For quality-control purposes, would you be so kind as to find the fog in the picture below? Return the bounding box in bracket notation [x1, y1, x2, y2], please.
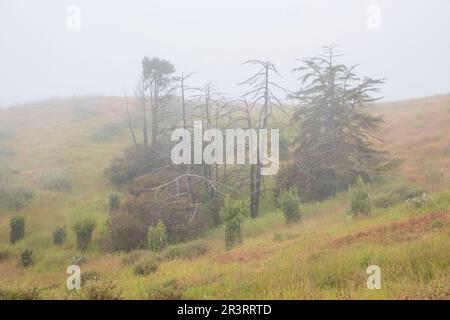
[1, 0, 449, 107]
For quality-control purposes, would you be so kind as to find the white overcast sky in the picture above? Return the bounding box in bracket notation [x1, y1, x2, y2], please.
[1, 0, 449, 107]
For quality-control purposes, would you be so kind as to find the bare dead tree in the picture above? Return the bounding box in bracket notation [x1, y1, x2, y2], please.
[123, 86, 137, 146]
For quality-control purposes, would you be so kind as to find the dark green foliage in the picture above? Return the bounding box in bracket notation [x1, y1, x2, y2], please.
[0, 187, 34, 210]
[164, 242, 209, 260]
[106, 212, 147, 251]
[351, 176, 371, 216]
[10, 216, 25, 244]
[222, 198, 247, 249]
[72, 219, 96, 251]
[108, 193, 121, 212]
[279, 187, 301, 224]
[20, 249, 33, 267]
[144, 279, 184, 300]
[52, 226, 67, 245]
[0, 286, 41, 300]
[134, 259, 158, 276]
[40, 173, 73, 192]
[286, 46, 390, 202]
[148, 220, 168, 252]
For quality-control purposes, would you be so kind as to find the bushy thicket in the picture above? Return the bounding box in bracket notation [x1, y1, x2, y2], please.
[10, 216, 25, 244]
[164, 241, 209, 260]
[83, 280, 122, 300]
[148, 220, 168, 252]
[0, 286, 41, 300]
[144, 279, 184, 300]
[72, 218, 96, 251]
[108, 193, 121, 212]
[351, 176, 371, 216]
[105, 211, 147, 251]
[372, 185, 425, 208]
[134, 259, 158, 276]
[279, 187, 301, 224]
[222, 197, 247, 249]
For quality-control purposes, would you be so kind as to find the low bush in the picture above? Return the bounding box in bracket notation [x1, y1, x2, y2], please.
[148, 220, 168, 252]
[53, 227, 67, 245]
[84, 280, 122, 300]
[105, 212, 147, 252]
[90, 123, 124, 142]
[0, 286, 41, 300]
[40, 173, 73, 192]
[351, 176, 371, 216]
[164, 242, 209, 260]
[10, 216, 25, 244]
[0, 188, 34, 210]
[144, 279, 184, 300]
[81, 271, 102, 286]
[108, 193, 121, 212]
[134, 259, 158, 276]
[373, 185, 425, 209]
[72, 218, 96, 251]
[222, 197, 247, 250]
[279, 187, 301, 224]
[20, 248, 34, 267]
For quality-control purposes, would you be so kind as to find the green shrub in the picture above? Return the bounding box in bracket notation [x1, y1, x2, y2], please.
[10, 216, 25, 244]
[72, 219, 96, 251]
[148, 220, 168, 252]
[279, 187, 301, 224]
[164, 242, 209, 260]
[351, 176, 371, 216]
[108, 193, 121, 212]
[40, 173, 73, 192]
[84, 280, 122, 300]
[0, 188, 34, 210]
[144, 279, 184, 300]
[0, 286, 41, 300]
[431, 219, 444, 229]
[20, 248, 33, 267]
[134, 259, 158, 276]
[221, 197, 246, 249]
[53, 226, 67, 245]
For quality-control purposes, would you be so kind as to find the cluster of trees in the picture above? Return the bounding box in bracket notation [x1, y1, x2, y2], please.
[104, 46, 391, 251]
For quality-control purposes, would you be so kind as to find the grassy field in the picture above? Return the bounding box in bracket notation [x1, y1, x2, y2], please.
[0, 95, 449, 299]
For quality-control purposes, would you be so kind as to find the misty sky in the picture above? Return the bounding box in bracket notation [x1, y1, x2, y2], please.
[1, 0, 450, 107]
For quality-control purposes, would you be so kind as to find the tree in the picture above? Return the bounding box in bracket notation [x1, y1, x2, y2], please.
[287, 45, 389, 201]
[240, 60, 287, 218]
[10, 216, 25, 244]
[142, 57, 175, 146]
[221, 197, 247, 249]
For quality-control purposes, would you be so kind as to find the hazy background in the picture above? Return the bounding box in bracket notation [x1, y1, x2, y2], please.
[1, 0, 449, 107]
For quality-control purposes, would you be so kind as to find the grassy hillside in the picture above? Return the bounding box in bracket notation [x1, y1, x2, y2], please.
[0, 95, 449, 299]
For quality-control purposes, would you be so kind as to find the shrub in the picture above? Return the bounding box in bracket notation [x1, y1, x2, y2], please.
[81, 271, 102, 286]
[40, 173, 73, 192]
[72, 219, 96, 251]
[108, 193, 121, 212]
[90, 123, 124, 142]
[431, 219, 444, 229]
[144, 279, 184, 300]
[71, 255, 86, 265]
[0, 188, 34, 210]
[134, 259, 158, 276]
[148, 220, 168, 252]
[53, 226, 67, 245]
[221, 197, 246, 249]
[10, 216, 25, 244]
[106, 212, 147, 251]
[351, 176, 371, 216]
[0, 250, 11, 262]
[373, 185, 425, 209]
[84, 280, 122, 300]
[20, 249, 33, 267]
[164, 242, 209, 260]
[279, 187, 301, 224]
[0, 286, 41, 300]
